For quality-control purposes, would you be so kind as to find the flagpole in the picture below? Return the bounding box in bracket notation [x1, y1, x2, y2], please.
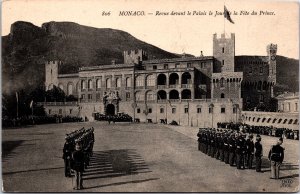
[224, 2, 225, 35]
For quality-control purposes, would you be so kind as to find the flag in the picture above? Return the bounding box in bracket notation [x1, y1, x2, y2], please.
[224, 6, 234, 24]
[29, 100, 34, 108]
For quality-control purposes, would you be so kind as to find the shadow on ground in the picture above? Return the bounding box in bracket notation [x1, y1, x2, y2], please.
[83, 149, 152, 181]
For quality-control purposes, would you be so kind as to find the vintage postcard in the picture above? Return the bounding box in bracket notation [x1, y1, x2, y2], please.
[2, 0, 299, 192]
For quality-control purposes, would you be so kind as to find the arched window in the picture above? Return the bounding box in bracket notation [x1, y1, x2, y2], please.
[288, 119, 293, 124]
[272, 118, 277, 123]
[169, 73, 179, 85]
[96, 79, 101, 89]
[126, 77, 131, 87]
[135, 75, 144, 87]
[267, 118, 272, 123]
[106, 78, 111, 88]
[294, 119, 298, 124]
[181, 89, 191, 99]
[81, 80, 86, 90]
[116, 78, 121, 88]
[262, 118, 266, 123]
[88, 79, 93, 89]
[58, 83, 63, 90]
[221, 93, 225, 98]
[157, 74, 166, 85]
[283, 119, 288, 124]
[135, 91, 144, 101]
[67, 83, 73, 95]
[169, 90, 179, 99]
[146, 91, 155, 101]
[182, 72, 191, 84]
[257, 81, 262, 91]
[157, 90, 167, 100]
[146, 74, 155, 86]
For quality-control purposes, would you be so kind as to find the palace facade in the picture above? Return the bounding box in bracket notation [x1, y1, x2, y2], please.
[42, 33, 277, 127]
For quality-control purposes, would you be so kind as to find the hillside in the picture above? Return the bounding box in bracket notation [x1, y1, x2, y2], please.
[2, 21, 299, 96]
[2, 21, 178, 94]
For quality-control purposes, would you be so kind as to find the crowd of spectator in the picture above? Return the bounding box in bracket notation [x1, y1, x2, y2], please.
[94, 113, 133, 123]
[2, 115, 83, 128]
[217, 122, 299, 140]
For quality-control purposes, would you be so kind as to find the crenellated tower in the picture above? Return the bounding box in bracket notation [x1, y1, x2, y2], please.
[45, 60, 60, 90]
[123, 49, 148, 65]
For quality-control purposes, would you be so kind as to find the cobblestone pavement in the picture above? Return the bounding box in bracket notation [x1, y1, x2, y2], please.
[2, 122, 299, 192]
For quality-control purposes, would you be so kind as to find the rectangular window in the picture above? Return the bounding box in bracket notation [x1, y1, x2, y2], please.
[175, 63, 180, 68]
[148, 108, 152, 113]
[153, 65, 157, 70]
[126, 92, 130, 99]
[88, 94, 92, 99]
[137, 108, 140, 113]
[48, 109, 51, 115]
[81, 94, 85, 99]
[222, 47, 224, 53]
[164, 64, 168, 69]
[187, 63, 192, 68]
[249, 66, 253, 73]
[222, 60, 224, 66]
[172, 108, 176, 114]
[200, 62, 205, 68]
[59, 109, 62, 115]
[259, 94, 264, 102]
[197, 108, 201, 113]
[160, 108, 164, 113]
[233, 108, 237, 114]
[221, 108, 226, 113]
[288, 103, 291, 111]
[260, 67, 263, 73]
[69, 109, 72, 114]
[209, 107, 213, 113]
[184, 108, 189, 113]
[295, 103, 298, 111]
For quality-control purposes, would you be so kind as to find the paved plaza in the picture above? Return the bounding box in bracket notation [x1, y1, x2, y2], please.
[2, 122, 299, 192]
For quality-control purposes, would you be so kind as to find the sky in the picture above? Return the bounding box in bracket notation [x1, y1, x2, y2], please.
[2, 0, 299, 59]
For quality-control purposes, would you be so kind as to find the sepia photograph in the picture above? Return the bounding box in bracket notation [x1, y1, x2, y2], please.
[1, 0, 299, 192]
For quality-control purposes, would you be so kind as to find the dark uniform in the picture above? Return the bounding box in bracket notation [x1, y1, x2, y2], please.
[228, 134, 236, 166]
[235, 135, 244, 169]
[63, 138, 74, 177]
[246, 135, 254, 169]
[254, 135, 263, 172]
[268, 138, 284, 179]
[223, 134, 229, 164]
[197, 130, 202, 151]
[72, 143, 85, 190]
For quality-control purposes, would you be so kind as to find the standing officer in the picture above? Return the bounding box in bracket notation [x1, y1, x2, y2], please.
[63, 136, 74, 177]
[72, 142, 85, 190]
[223, 133, 229, 164]
[235, 133, 243, 169]
[246, 134, 255, 169]
[228, 133, 236, 166]
[254, 135, 263, 172]
[197, 129, 202, 151]
[268, 137, 284, 179]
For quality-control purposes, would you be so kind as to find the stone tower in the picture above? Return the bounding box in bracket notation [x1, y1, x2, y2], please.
[45, 61, 60, 90]
[213, 33, 235, 73]
[267, 43, 277, 84]
[123, 49, 148, 65]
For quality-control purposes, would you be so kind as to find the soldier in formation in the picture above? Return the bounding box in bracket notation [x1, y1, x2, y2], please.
[62, 127, 95, 190]
[197, 128, 263, 171]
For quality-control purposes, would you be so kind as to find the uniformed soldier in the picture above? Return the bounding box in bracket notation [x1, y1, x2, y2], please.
[254, 135, 263, 172]
[223, 132, 229, 164]
[72, 142, 85, 190]
[63, 136, 74, 177]
[197, 129, 202, 151]
[203, 130, 208, 154]
[207, 131, 212, 156]
[268, 137, 284, 179]
[228, 133, 236, 166]
[235, 133, 243, 169]
[246, 134, 254, 169]
[210, 131, 216, 158]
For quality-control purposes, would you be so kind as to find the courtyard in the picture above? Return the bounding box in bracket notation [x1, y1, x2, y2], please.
[2, 122, 299, 192]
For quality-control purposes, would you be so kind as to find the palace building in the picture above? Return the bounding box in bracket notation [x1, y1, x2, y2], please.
[42, 33, 277, 127]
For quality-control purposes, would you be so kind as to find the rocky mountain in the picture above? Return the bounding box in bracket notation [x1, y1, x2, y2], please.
[2, 21, 178, 94]
[2, 21, 299, 96]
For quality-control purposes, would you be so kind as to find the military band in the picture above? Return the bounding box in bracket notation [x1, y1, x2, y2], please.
[197, 128, 262, 171]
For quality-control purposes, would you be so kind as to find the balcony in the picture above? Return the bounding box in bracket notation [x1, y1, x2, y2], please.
[157, 85, 166, 89]
[157, 99, 167, 103]
[181, 84, 192, 88]
[37, 101, 78, 106]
